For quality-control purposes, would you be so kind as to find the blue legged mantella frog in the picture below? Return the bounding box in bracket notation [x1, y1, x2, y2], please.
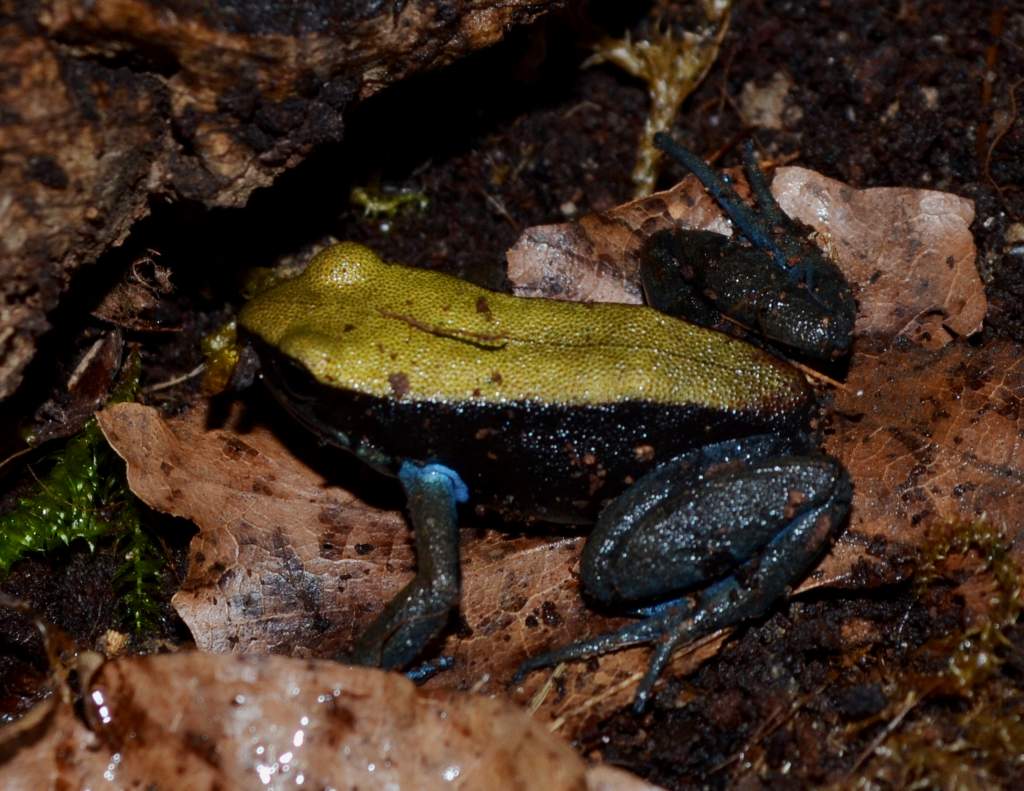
[235, 135, 854, 711]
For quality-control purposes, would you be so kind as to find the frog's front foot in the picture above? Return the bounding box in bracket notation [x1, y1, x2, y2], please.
[514, 437, 852, 712]
[347, 462, 467, 669]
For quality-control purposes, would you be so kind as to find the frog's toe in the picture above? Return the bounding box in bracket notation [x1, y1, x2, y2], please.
[404, 655, 454, 683]
[787, 258, 818, 289]
[513, 600, 701, 712]
[513, 615, 671, 686]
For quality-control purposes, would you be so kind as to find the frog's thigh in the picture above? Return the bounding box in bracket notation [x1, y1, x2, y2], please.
[641, 228, 728, 326]
[582, 452, 845, 607]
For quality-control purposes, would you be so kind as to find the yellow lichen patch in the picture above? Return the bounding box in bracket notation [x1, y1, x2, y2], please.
[239, 243, 808, 413]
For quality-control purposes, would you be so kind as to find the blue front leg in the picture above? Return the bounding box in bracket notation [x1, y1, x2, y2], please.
[349, 462, 468, 669]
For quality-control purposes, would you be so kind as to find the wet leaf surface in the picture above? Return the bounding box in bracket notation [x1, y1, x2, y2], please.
[0, 652, 661, 790]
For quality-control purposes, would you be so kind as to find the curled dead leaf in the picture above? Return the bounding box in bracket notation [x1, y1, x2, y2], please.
[92, 253, 177, 332]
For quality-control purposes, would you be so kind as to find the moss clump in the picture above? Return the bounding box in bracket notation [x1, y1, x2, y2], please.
[350, 184, 429, 219]
[201, 320, 240, 395]
[0, 361, 164, 634]
[846, 520, 1024, 789]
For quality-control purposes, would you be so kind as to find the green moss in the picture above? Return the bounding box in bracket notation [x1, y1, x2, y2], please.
[847, 520, 1024, 788]
[0, 420, 122, 572]
[0, 359, 165, 633]
[350, 184, 429, 219]
[114, 518, 165, 635]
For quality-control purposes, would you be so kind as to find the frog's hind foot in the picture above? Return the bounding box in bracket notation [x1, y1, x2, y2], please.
[405, 655, 455, 683]
[651, 132, 857, 360]
[514, 456, 852, 712]
[513, 571, 791, 713]
[653, 132, 790, 274]
[512, 598, 694, 713]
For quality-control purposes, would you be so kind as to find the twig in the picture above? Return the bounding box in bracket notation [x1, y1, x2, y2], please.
[143, 362, 206, 393]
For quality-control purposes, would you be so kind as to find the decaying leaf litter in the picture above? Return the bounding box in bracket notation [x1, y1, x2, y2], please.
[4, 3, 1024, 786]
[0, 651, 661, 791]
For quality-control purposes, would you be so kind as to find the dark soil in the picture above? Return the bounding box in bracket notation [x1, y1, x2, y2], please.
[3, 0, 1023, 787]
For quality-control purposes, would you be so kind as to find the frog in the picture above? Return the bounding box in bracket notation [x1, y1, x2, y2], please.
[235, 135, 854, 711]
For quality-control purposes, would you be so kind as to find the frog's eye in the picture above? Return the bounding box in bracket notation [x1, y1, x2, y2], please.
[268, 353, 320, 406]
[304, 242, 382, 290]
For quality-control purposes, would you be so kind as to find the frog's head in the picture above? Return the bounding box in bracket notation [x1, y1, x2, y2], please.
[235, 242, 387, 381]
[238, 242, 379, 345]
[297, 242, 381, 289]
[209, 243, 384, 396]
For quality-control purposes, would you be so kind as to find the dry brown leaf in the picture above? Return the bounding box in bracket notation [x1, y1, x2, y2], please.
[99, 403, 717, 734]
[28, 330, 123, 444]
[507, 166, 985, 349]
[809, 340, 1024, 589]
[0, 651, 660, 790]
[97, 402, 409, 658]
[507, 173, 733, 304]
[772, 168, 985, 346]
